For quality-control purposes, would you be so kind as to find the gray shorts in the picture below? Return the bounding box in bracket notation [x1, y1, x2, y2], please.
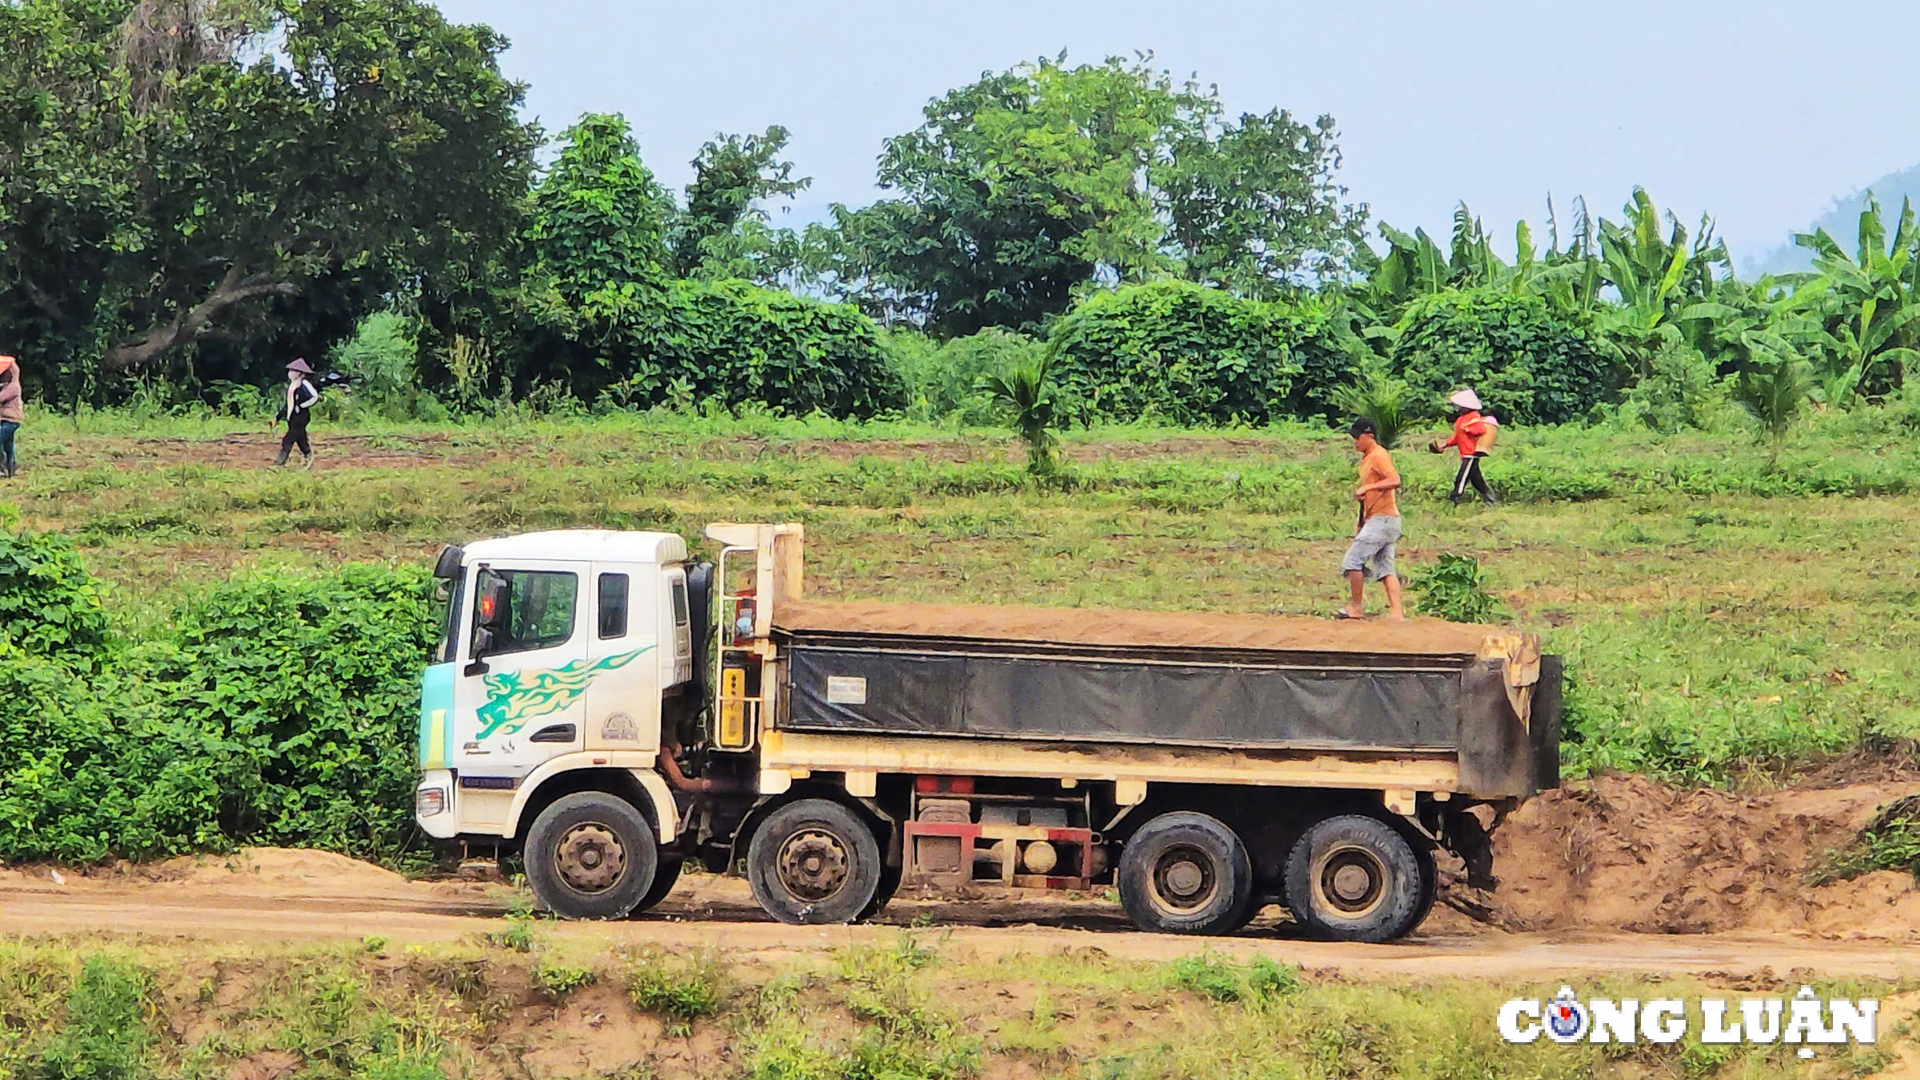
[1341, 515, 1401, 582]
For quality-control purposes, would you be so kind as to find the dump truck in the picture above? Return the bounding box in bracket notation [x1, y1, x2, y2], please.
[415, 522, 1561, 942]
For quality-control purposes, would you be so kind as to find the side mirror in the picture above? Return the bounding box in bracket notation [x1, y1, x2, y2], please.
[433, 545, 465, 580]
[465, 627, 494, 677]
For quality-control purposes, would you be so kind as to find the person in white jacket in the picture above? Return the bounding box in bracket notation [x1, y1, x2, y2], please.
[274, 358, 322, 467]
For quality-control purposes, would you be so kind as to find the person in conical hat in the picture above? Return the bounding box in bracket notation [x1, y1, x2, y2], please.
[0, 355, 21, 480]
[1429, 387, 1496, 506]
[274, 358, 322, 468]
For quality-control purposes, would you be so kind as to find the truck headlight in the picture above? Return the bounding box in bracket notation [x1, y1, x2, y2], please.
[416, 787, 448, 818]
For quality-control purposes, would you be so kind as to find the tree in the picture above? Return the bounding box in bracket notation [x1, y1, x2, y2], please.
[528, 114, 676, 295]
[672, 125, 811, 281]
[0, 0, 539, 401]
[1157, 109, 1367, 298]
[804, 53, 1362, 336]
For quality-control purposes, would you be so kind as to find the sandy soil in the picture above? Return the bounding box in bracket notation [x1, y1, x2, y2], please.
[1454, 774, 1920, 938]
[776, 599, 1500, 655]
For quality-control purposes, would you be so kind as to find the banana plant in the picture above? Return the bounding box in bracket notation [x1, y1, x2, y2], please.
[1363, 201, 1593, 333]
[1775, 194, 1920, 399]
[1595, 189, 1732, 372]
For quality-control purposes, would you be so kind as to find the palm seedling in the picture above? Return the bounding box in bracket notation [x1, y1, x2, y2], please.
[977, 358, 1060, 474]
[1328, 363, 1422, 449]
[1732, 351, 1814, 464]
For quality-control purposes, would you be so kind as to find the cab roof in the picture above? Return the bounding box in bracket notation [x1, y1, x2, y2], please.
[458, 530, 688, 566]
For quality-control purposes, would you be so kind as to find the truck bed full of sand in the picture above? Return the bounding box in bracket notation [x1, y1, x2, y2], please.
[775, 600, 1501, 657]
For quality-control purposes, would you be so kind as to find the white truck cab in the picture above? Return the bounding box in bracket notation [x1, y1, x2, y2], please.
[415, 530, 703, 899]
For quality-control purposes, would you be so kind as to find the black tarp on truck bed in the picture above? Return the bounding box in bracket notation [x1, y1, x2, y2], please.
[770, 603, 1559, 793]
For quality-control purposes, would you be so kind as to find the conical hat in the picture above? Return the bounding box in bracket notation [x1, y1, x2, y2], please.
[286, 358, 313, 374]
[1447, 388, 1482, 411]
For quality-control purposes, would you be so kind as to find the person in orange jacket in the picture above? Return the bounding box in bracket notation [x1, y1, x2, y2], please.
[0, 355, 21, 480]
[1429, 388, 1497, 506]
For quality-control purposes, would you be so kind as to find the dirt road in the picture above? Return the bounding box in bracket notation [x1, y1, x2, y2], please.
[4, 850, 1916, 983]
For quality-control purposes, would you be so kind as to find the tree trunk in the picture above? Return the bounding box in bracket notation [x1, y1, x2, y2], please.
[100, 266, 297, 373]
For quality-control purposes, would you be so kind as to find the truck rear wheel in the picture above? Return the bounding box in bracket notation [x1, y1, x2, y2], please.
[1116, 812, 1253, 935]
[1283, 814, 1424, 942]
[747, 799, 882, 925]
[523, 792, 659, 920]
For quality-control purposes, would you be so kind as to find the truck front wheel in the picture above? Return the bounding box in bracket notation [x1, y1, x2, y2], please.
[746, 799, 882, 925]
[628, 855, 684, 916]
[523, 792, 659, 920]
[1283, 814, 1425, 942]
[1116, 812, 1254, 935]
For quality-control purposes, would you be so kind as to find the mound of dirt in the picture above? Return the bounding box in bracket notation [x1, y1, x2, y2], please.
[1, 848, 416, 895]
[156, 848, 414, 892]
[1455, 775, 1920, 938]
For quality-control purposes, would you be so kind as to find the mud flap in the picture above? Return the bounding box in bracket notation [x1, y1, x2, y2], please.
[1531, 656, 1564, 792]
[1456, 660, 1532, 796]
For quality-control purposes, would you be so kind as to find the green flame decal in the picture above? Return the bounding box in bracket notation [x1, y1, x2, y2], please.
[475, 647, 653, 741]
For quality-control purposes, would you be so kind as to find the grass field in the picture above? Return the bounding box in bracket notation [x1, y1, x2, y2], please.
[0, 931, 1906, 1080]
[4, 406, 1919, 786]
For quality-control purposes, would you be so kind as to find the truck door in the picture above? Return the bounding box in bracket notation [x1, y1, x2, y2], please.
[584, 565, 663, 752]
[450, 562, 592, 800]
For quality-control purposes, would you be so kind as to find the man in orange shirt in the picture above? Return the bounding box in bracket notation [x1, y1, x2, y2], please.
[1336, 418, 1405, 621]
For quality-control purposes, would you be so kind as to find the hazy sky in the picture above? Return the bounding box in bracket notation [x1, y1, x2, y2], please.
[435, 0, 1920, 263]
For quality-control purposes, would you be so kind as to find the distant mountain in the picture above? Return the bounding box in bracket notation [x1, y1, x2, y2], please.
[1742, 163, 1920, 278]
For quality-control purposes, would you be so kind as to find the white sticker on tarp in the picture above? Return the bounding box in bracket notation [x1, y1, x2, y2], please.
[826, 676, 868, 705]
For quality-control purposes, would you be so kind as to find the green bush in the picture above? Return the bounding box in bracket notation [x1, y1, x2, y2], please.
[0, 529, 111, 669]
[326, 311, 450, 423]
[0, 645, 148, 861]
[1410, 554, 1509, 624]
[1619, 340, 1726, 433]
[887, 328, 1043, 424]
[0, 547, 436, 865]
[136, 564, 437, 857]
[577, 279, 905, 418]
[1045, 281, 1351, 425]
[1391, 288, 1619, 425]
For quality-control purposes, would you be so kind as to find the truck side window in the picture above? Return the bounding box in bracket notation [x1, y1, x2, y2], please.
[474, 570, 578, 656]
[598, 573, 629, 639]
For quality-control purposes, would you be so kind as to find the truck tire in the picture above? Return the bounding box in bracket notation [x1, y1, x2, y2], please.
[1283, 814, 1424, 943]
[1116, 812, 1254, 935]
[861, 859, 903, 920]
[628, 855, 684, 916]
[1410, 846, 1438, 932]
[523, 792, 659, 920]
[747, 799, 882, 925]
